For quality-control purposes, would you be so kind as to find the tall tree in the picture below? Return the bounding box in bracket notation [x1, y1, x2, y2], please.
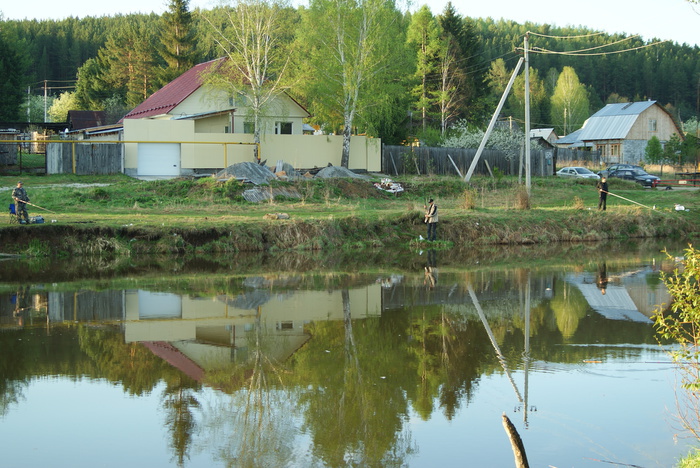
[299, 0, 404, 167]
[0, 25, 28, 120]
[406, 6, 441, 132]
[158, 0, 199, 86]
[47, 91, 78, 122]
[202, 0, 294, 155]
[510, 67, 549, 128]
[550, 66, 590, 135]
[438, 3, 488, 124]
[98, 19, 161, 109]
[436, 37, 466, 134]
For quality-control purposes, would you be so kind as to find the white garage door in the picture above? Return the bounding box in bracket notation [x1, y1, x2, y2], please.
[138, 290, 182, 319]
[137, 143, 181, 176]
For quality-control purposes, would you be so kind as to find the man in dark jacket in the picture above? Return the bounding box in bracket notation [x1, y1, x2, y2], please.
[424, 199, 438, 241]
[11, 181, 30, 224]
[596, 177, 608, 211]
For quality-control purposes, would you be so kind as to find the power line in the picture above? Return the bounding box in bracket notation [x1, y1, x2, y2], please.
[522, 40, 668, 57]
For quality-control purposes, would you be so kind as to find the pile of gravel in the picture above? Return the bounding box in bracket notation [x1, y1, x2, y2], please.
[216, 162, 278, 185]
[314, 165, 370, 180]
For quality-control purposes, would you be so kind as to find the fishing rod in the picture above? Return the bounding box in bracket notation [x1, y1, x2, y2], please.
[602, 190, 656, 211]
[15, 199, 56, 213]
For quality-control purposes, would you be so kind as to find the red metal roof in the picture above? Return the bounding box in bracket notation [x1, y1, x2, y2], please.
[141, 341, 205, 381]
[122, 58, 225, 121]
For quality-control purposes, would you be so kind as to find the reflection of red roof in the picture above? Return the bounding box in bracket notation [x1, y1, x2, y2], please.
[142, 341, 205, 381]
[122, 58, 225, 121]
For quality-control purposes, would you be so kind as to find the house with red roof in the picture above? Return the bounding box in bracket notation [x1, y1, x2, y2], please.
[121, 58, 310, 136]
[75, 58, 381, 178]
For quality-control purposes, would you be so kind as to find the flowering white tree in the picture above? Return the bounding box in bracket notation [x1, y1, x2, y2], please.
[442, 119, 531, 160]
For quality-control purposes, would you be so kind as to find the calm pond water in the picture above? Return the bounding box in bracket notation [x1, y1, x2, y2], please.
[0, 240, 696, 467]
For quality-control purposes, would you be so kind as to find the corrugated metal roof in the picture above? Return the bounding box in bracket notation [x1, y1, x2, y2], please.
[122, 58, 225, 121]
[578, 101, 656, 141]
[555, 128, 583, 145]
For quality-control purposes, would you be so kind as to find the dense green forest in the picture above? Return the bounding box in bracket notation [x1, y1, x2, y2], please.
[0, 0, 698, 144]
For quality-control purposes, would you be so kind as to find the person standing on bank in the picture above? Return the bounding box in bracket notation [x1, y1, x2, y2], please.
[11, 181, 30, 224]
[596, 176, 608, 211]
[424, 198, 438, 241]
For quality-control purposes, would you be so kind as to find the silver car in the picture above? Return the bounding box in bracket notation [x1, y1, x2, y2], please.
[556, 166, 601, 179]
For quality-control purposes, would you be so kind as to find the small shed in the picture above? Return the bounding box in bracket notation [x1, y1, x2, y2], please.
[0, 129, 20, 165]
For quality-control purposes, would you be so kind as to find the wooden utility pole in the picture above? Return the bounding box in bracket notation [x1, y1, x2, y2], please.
[464, 57, 524, 182]
[524, 33, 531, 195]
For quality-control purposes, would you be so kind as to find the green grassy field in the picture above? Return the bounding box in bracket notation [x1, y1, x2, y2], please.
[1, 172, 697, 227]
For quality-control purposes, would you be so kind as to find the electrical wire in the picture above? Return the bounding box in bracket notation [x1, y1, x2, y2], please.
[526, 31, 606, 40]
[523, 40, 668, 57]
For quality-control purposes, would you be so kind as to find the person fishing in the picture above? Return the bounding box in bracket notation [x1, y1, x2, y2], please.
[596, 177, 608, 211]
[424, 198, 438, 241]
[11, 181, 30, 224]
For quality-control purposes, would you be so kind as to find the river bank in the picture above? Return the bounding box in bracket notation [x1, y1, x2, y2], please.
[0, 206, 695, 257]
[1, 174, 698, 256]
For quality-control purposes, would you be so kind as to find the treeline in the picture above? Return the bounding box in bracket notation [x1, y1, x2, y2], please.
[0, 1, 698, 144]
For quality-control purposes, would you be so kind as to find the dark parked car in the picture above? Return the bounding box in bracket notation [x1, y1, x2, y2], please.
[607, 168, 660, 187]
[598, 164, 643, 178]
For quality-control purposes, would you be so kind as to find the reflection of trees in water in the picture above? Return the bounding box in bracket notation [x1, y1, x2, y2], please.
[550, 281, 589, 339]
[287, 290, 414, 467]
[77, 326, 201, 464]
[197, 312, 301, 467]
[163, 380, 200, 467]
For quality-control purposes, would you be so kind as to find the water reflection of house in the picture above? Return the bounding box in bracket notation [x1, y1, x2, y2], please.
[566, 267, 671, 322]
[124, 286, 381, 372]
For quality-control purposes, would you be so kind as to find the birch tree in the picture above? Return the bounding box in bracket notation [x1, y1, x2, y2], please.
[300, 0, 403, 168]
[202, 0, 294, 156]
[436, 34, 466, 134]
[551, 66, 590, 136]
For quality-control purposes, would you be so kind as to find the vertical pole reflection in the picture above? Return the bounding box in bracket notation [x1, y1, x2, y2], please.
[467, 285, 524, 405]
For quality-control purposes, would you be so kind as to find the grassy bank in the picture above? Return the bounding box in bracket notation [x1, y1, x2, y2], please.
[0, 173, 698, 256]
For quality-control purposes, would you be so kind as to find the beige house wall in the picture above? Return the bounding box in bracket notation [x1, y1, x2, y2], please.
[123, 118, 381, 173]
[123, 286, 381, 343]
[628, 106, 681, 142]
[171, 87, 307, 135]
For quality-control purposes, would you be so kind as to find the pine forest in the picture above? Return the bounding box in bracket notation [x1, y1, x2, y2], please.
[0, 0, 698, 145]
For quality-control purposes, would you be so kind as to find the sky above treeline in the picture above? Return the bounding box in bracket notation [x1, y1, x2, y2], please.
[1, 0, 698, 47]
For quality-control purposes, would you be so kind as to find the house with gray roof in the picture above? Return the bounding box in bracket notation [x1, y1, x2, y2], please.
[556, 101, 682, 165]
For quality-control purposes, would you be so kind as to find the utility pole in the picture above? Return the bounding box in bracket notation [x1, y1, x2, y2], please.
[43, 80, 48, 123]
[524, 33, 531, 195]
[464, 57, 524, 182]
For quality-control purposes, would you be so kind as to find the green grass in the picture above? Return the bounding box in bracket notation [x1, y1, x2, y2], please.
[1, 173, 698, 231]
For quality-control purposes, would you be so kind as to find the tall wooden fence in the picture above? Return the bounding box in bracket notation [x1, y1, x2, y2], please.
[47, 142, 123, 175]
[382, 145, 601, 177]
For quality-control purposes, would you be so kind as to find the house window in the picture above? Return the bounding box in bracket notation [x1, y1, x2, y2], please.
[648, 119, 657, 132]
[243, 122, 255, 134]
[276, 122, 292, 134]
[610, 144, 620, 157]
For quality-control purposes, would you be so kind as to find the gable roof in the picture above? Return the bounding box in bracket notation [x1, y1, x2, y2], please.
[122, 58, 224, 121]
[578, 101, 657, 141]
[530, 128, 556, 139]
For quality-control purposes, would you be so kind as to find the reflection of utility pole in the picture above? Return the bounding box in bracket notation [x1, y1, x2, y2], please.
[468, 285, 524, 404]
[522, 272, 531, 427]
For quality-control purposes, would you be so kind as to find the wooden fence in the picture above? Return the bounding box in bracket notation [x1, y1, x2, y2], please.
[382, 145, 601, 177]
[47, 142, 122, 175]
